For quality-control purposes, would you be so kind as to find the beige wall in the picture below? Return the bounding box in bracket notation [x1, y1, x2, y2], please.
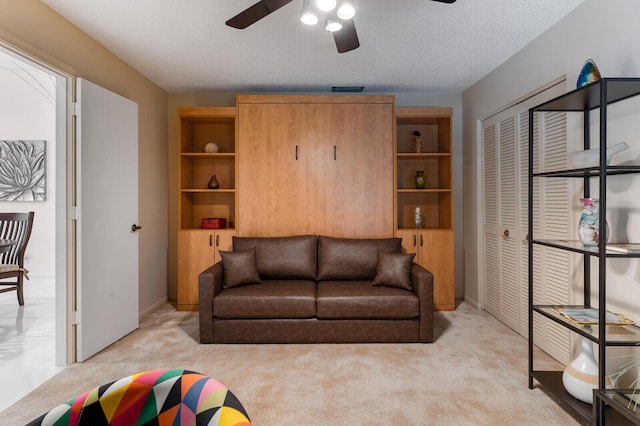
[462, 0, 640, 315]
[0, 0, 169, 315]
[167, 91, 463, 302]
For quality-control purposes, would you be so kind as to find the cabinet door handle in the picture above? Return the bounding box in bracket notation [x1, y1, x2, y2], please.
[334, 145, 337, 160]
[295, 145, 298, 160]
[503, 229, 510, 241]
[216, 234, 219, 247]
[413, 235, 416, 247]
[420, 234, 424, 247]
[209, 235, 213, 247]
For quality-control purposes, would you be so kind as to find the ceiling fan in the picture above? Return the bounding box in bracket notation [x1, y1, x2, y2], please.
[226, 0, 457, 54]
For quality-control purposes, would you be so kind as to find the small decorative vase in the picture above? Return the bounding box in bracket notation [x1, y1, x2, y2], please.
[414, 171, 426, 189]
[562, 335, 610, 404]
[413, 130, 423, 153]
[578, 198, 609, 245]
[204, 142, 219, 153]
[207, 175, 220, 189]
[414, 207, 423, 229]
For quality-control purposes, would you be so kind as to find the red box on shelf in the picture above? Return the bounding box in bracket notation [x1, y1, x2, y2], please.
[201, 218, 226, 229]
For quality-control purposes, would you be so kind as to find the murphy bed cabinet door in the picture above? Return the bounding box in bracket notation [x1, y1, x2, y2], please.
[238, 102, 314, 236]
[238, 97, 394, 238]
[321, 102, 394, 237]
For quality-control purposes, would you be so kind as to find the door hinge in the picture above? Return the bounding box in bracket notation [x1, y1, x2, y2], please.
[72, 310, 81, 325]
[72, 101, 80, 117]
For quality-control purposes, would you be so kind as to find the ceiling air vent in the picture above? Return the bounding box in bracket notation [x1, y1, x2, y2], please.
[331, 86, 364, 92]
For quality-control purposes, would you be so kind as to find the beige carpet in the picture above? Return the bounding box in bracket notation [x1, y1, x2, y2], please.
[2, 302, 580, 425]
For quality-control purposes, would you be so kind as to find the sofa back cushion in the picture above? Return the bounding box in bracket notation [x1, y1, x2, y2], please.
[233, 235, 317, 280]
[317, 236, 402, 281]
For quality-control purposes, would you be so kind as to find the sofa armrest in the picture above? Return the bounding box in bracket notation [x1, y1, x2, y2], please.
[198, 262, 224, 343]
[411, 263, 434, 343]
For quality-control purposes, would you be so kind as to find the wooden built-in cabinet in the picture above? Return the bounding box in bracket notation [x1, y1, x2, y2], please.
[395, 107, 454, 310]
[177, 107, 237, 311]
[237, 95, 395, 238]
[176, 100, 456, 312]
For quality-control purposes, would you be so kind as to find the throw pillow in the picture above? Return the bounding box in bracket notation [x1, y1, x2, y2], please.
[220, 248, 261, 288]
[372, 251, 416, 290]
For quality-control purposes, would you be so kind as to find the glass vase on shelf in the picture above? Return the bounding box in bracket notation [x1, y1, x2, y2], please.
[578, 198, 609, 245]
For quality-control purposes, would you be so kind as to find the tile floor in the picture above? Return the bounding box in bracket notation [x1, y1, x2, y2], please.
[0, 276, 65, 412]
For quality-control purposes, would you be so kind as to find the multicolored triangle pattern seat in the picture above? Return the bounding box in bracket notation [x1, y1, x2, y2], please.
[26, 369, 251, 426]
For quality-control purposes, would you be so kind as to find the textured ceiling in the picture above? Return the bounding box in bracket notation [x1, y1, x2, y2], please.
[40, 0, 585, 93]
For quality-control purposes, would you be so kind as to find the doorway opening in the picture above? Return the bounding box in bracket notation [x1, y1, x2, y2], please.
[0, 43, 69, 411]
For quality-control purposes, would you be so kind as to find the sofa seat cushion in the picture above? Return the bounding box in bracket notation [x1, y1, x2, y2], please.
[316, 281, 419, 320]
[214, 280, 316, 319]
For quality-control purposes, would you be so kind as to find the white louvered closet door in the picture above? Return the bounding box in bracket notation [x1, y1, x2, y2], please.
[482, 108, 520, 331]
[482, 82, 570, 364]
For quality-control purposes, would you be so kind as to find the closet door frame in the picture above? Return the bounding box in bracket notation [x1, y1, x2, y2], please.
[478, 79, 574, 364]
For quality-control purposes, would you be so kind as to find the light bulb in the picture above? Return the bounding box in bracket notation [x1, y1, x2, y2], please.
[300, 0, 319, 25]
[317, 0, 337, 12]
[300, 12, 318, 25]
[325, 19, 342, 32]
[337, 1, 355, 20]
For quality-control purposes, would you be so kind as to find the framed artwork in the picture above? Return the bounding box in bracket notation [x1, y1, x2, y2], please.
[0, 140, 46, 201]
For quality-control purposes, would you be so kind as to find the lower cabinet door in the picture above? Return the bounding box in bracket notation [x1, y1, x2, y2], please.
[396, 229, 454, 311]
[213, 229, 234, 262]
[178, 229, 235, 311]
[419, 230, 454, 311]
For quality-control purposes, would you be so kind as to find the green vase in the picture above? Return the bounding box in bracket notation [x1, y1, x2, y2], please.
[414, 171, 426, 189]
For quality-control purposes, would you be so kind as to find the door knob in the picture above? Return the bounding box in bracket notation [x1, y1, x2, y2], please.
[502, 229, 510, 240]
[523, 233, 529, 245]
[131, 224, 142, 232]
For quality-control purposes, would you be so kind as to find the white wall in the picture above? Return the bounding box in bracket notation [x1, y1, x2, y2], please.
[0, 48, 55, 276]
[463, 0, 640, 319]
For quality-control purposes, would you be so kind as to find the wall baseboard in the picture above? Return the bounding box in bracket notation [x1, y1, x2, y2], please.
[140, 297, 168, 319]
[462, 296, 480, 310]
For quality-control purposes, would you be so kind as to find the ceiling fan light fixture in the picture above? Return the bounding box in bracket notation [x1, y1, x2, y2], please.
[317, 0, 337, 12]
[336, 0, 355, 20]
[325, 19, 342, 32]
[300, 0, 319, 25]
[300, 12, 318, 25]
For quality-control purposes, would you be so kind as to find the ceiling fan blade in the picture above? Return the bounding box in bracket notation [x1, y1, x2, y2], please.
[333, 20, 360, 53]
[226, 0, 295, 29]
[431, 0, 457, 3]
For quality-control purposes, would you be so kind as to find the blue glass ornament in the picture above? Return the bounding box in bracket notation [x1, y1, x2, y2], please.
[577, 59, 602, 88]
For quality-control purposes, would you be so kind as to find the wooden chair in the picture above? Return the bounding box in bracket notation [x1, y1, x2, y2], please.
[0, 212, 34, 306]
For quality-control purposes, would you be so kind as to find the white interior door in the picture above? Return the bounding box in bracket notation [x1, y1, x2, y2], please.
[75, 78, 139, 362]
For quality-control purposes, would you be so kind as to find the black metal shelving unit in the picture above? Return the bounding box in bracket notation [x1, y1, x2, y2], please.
[528, 78, 640, 425]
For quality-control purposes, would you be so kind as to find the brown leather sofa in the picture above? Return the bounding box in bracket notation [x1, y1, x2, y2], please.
[199, 235, 434, 344]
